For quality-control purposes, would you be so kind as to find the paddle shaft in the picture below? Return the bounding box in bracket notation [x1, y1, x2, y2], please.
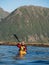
[13, 34, 20, 42]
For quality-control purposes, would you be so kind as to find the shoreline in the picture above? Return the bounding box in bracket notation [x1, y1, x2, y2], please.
[0, 41, 49, 47]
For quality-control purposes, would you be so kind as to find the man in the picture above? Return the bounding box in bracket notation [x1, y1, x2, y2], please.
[17, 41, 27, 57]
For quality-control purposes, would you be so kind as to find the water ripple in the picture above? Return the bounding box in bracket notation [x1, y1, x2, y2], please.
[0, 46, 49, 65]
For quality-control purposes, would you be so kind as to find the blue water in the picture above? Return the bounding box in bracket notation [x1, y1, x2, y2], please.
[0, 46, 49, 65]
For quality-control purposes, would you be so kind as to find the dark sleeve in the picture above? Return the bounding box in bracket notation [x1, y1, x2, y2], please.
[24, 45, 27, 51]
[17, 43, 21, 48]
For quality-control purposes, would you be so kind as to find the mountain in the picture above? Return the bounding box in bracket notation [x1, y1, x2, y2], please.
[0, 5, 49, 42]
[0, 8, 9, 21]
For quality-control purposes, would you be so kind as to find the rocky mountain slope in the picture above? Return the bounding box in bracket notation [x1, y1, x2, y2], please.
[0, 8, 9, 21]
[0, 6, 49, 42]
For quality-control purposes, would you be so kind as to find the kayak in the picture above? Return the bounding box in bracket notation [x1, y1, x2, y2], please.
[19, 50, 26, 57]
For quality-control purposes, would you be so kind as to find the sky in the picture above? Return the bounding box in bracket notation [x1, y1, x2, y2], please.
[0, 0, 49, 12]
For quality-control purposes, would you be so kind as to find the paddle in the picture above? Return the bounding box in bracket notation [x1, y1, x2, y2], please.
[13, 34, 20, 42]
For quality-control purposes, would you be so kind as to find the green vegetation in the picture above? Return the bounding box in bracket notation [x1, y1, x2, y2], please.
[0, 6, 49, 42]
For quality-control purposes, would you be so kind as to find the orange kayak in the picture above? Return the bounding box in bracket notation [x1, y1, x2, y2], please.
[19, 50, 26, 57]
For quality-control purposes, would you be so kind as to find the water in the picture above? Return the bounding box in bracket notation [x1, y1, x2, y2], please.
[0, 46, 49, 65]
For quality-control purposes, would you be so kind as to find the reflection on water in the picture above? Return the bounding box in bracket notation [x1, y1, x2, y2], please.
[0, 45, 49, 65]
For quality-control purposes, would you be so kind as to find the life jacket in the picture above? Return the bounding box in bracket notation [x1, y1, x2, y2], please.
[20, 46, 25, 51]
